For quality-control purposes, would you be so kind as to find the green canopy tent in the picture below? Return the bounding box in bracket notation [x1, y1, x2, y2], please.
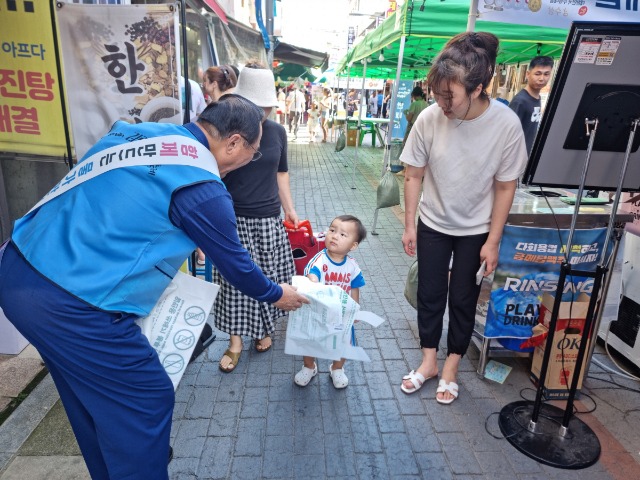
[336, 0, 570, 232]
[336, 0, 568, 79]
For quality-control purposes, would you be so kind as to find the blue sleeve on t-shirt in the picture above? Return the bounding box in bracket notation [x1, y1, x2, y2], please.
[308, 265, 321, 279]
[351, 272, 365, 289]
[169, 181, 282, 303]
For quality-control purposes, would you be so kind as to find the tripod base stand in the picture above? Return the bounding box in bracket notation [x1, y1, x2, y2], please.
[499, 400, 600, 469]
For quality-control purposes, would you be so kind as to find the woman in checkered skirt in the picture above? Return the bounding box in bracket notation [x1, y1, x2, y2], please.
[212, 63, 298, 372]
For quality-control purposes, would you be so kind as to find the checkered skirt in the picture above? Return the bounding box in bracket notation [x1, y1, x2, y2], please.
[212, 216, 295, 338]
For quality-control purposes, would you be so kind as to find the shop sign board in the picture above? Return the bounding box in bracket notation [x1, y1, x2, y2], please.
[391, 80, 412, 139]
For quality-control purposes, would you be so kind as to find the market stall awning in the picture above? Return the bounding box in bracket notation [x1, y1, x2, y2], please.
[336, 0, 568, 79]
[203, 0, 228, 25]
[274, 41, 329, 71]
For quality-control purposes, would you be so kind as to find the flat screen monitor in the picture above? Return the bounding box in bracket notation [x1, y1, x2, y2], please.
[523, 22, 640, 192]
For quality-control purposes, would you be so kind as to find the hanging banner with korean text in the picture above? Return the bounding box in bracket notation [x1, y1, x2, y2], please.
[482, 224, 608, 351]
[478, 0, 637, 30]
[391, 80, 412, 139]
[0, 1, 67, 156]
[57, 3, 181, 160]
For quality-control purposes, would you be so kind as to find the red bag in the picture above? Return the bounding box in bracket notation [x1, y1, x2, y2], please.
[283, 220, 325, 275]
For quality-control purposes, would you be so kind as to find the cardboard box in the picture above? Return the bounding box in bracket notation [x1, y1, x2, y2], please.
[539, 292, 590, 332]
[347, 129, 357, 147]
[530, 293, 591, 399]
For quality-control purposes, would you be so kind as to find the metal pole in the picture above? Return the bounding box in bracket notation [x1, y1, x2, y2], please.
[371, 35, 405, 233]
[565, 118, 599, 256]
[51, 0, 74, 168]
[383, 35, 406, 174]
[467, 0, 479, 32]
[350, 58, 367, 189]
[179, 0, 191, 125]
[266, 0, 275, 69]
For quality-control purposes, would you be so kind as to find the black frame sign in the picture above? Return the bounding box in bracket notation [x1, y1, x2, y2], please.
[523, 22, 640, 192]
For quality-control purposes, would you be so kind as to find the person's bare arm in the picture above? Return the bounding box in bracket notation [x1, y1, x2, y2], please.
[402, 165, 425, 257]
[479, 179, 517, 275]
[277, 172, 299, 227]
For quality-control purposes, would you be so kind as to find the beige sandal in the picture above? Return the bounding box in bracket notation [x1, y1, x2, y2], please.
[219, 349, 242, 373]
[254, 336, 272, 353]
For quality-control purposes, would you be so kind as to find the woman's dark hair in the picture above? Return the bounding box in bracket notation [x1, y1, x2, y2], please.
[427, 32, 499, 101]
[204, 65, 237, 92]
[334, 215, 367, 243]
[244, 59, 266, 69]
[411, 86, 426, 100]
[197, 94, 263, 144]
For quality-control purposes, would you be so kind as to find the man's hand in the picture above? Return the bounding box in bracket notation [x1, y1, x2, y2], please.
[273, 284, 310, 311]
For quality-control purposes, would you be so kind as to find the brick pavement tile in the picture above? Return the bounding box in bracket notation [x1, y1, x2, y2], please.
[362, 349, 387, 373]
[403, 415, 441, 453]
[235, 417, 265, 456]
[354, 452, 390, 479]
[292, 454, 326, 479]
[321, 398, 351, 435]
[503, 447, 545, 474]
[271, 351, 295, 374]
[294, 417, 324, 455]
[172, 400, 187, 423]
[438, 432, 483, 475]
[382, 432, 421, 476]
[194, 360, 221, 388]
[350, 415, 383, 454]
[197, 436, 233, 480]
[324, 433, 357, 478]
[208, 401, 239, 437]
[344, 361, 367, 387]
[266, 401, 294, 433]
[215, 373, 246, 402]
[229, 456, 263, 480]
[474, 449, 517, 475]
[262, 441, 294, 478]
[173, 418, 207, 458]
[540, 463, 613, 480]
[366, 371, 396, 399]
[293, 379, 322, 402]
[346, 386, 374, 416]
[378, 338, 404, 360]
[167, 457, 198, 478]
[373, 399, 405, 434]
[184, 386, 215, 419]
[393, 387, 427, 415]
[423, 397, 463, 433]
[240, 386, 268, 418]
[459, 412, 507, 453]
[414, 452, 453, 479]
[269, 372, 295, 402]
[245, 370, 271, 388]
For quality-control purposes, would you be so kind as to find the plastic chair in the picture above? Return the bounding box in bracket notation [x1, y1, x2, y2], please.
[187, 252, 213, 282]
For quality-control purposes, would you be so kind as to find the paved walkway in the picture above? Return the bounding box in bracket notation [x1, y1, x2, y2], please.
[1, 125, 639, 479]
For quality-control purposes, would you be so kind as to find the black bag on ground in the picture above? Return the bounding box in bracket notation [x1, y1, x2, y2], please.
[189, 323, 215, 363]
[335, 130, 346, 152]
[376, 169, 400, 209]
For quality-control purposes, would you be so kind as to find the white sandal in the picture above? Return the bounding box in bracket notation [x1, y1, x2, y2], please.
[294, 363, 317, 387]
[436, 379, 459, 405]
[329, 364, 349, 389]
[401, 370, 437, 394]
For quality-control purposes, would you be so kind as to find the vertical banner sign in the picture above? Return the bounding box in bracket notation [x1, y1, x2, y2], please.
[483, 225, 608, 351]
[391, 80, 412, 139]
[0, 1, 67, 156]
[479, 0, 638, 29]
[57, 3, 181, 160]
[347, 26, 355, 50]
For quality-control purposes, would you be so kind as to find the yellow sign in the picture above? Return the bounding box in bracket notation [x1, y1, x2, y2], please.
[0, 1, 67, 157]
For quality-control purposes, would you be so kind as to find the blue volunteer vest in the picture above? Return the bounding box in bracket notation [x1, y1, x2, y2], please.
[12, 121, 222, 316]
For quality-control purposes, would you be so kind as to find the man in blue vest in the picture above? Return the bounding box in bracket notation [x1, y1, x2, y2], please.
[0, 94, 308, 480]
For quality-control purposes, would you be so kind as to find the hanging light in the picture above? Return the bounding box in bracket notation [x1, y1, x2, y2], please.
[378, 50, 385, 62]
[419, 0, 426, 11]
